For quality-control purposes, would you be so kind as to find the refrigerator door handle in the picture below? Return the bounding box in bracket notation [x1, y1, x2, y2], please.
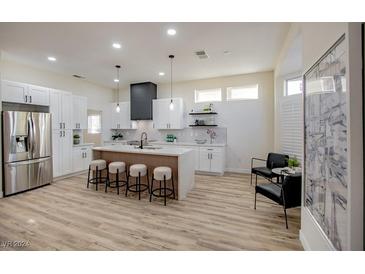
[27, 114, 34, 157]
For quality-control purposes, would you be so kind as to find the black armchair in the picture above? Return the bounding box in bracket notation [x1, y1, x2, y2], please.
[254, 174, 302, 228]
[250, 153, 289, 185]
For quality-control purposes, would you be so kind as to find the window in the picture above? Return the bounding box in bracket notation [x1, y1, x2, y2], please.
[226, 85, 259, 101]
[285, 78, 303, 96]
[279, 94, 302, 160]
[195, 88, 222, 103]
[88, 114, 101, 134]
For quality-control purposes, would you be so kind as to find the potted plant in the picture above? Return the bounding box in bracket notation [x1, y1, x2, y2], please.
[73, 134, 80, 145]
[288, 156, 300, 171]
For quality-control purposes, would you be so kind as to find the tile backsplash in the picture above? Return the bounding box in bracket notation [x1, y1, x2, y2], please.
[110, 121, 227, 144]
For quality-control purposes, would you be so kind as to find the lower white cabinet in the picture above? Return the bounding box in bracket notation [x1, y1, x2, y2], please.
[72, 145, 92, 173]
[158, 143, 225, 175]
[52, 129, 73, 177]
[199, 147, 225, 174]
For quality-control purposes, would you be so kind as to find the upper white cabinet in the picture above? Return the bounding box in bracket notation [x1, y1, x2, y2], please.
[153, 98, 184, 129]
[72, 95, 88, 129]
[110, 102, 135, 129]
[50, 89, 73, 130]
[27, 84, 50, 105]
[1, 80, 49, 106]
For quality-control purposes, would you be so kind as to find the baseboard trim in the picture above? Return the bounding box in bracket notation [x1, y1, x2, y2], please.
[299, 230, 310, 251]
[53, 170, 88, 182]
[224, 167, 250, 174]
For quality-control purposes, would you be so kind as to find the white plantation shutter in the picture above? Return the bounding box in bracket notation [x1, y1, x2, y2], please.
[279, 94, 303, 159]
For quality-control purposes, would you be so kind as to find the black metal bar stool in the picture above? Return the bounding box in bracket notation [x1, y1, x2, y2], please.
[125, 164, 150, 200]
[150, 166, 175, 206]
[87, 159, 108, 191]
[105, 161, 128, 195]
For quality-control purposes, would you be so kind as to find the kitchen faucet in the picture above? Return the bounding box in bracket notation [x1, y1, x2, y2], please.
[140, 132, 148, 149]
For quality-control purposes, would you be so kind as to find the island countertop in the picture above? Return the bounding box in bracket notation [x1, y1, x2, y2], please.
[92, 145, 193, 157]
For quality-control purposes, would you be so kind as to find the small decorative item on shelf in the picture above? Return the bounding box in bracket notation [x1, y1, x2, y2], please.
[166, 134, 176, 143]
[206, 129, 216, 144]
[203, 103, 214, 112]
[73, 134, 80, 145]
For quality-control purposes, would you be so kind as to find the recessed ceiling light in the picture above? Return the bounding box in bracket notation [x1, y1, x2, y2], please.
[112, 43, 121, 49]
[167, 29, 176, 36]
[159, 72, 165, 76]
[223, 50, 232, 55]
[114, 79, 119, 82]
[47, 56, 56, 62]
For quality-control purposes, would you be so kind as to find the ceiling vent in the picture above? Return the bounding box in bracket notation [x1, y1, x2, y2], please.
[195, 50, 209, 59]
[73, 74, 85, 79]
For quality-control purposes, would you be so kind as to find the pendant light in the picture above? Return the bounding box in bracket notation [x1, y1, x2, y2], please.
[115, 65, 121, 113]
[169, 55, 174, 111]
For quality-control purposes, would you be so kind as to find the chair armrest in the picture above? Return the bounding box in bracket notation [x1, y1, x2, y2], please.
[251, 157, 266, 169]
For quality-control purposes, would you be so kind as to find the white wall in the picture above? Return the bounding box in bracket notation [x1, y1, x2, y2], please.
[117, 71, 275, 173]
[277, 23, 363, 251]
[0, 59, 114, 110]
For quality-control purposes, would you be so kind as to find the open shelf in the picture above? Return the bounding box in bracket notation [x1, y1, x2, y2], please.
[189, 112, 218, 115]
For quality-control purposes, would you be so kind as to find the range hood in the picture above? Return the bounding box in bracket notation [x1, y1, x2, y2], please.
[130, 82, 157, 120]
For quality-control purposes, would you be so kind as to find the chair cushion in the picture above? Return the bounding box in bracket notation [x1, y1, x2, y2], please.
[252, 167, 273, 178]
[256, 183, 283, 205]
[90, 159, 106, 170]
[129, 164, 147, 177]
[153, 166, 172, 181]
[109, 162, 126, 174]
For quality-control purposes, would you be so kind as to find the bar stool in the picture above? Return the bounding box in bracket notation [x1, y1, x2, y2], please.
[150, 166, 175, 206]
[126, 164, 150, 200]
[87, 159, 108, 191]
[105, 161, 127, 195]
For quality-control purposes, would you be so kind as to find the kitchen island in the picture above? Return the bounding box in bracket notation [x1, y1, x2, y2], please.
[92, 145, 195, 200]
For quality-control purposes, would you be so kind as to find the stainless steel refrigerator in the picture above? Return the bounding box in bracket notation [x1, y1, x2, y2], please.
[2, 111, 52, 196]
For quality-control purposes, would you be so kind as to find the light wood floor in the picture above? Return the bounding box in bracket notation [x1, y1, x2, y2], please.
[0, 173, 302, 250]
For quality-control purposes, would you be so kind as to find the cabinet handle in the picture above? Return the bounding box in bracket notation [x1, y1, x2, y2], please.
[62, 131, 65, 137]
[59, 131, 62, 137]
[60, 122, 62, 129]
[30, 96, 32, 103]
[25, 95, 28, 103]
[63, 122, 65, 129]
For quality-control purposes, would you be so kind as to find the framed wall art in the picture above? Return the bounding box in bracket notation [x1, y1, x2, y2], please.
[304, 34, 348, 250]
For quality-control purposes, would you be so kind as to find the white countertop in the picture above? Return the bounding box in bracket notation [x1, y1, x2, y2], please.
[73, 143, 94, 147]
[93, 145, 193, 156]
[150, 141, 226, 147]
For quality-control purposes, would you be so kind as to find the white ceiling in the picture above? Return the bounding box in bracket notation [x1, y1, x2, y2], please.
[0, 23, 290, 89]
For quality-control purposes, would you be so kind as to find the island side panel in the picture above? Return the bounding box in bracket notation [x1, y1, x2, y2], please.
[177, 150, 195, 200]
[93, 150, 180, 199]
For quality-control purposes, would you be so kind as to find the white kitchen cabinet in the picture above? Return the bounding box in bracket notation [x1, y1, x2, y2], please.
[1, 80, 49, 106]
[1, 80, 28, 104]
[27, 84, 50, 106]
[72, 95, 88, 129]
[198, 147, 225, 175]
[50, 89, 73, 130]
[153, 98, 184, 129]
[72, 145, 92, 173]
[110, 102, 134, 129]
[52, 129, 73, 177]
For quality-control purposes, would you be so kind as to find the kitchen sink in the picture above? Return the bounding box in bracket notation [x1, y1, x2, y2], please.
[134, 145, 163, 150]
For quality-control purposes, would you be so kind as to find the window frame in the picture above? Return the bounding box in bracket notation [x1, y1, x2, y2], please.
[284, 76, 303, 96]
[194, 88, 222, 103]
[226, 84, 259, 101]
